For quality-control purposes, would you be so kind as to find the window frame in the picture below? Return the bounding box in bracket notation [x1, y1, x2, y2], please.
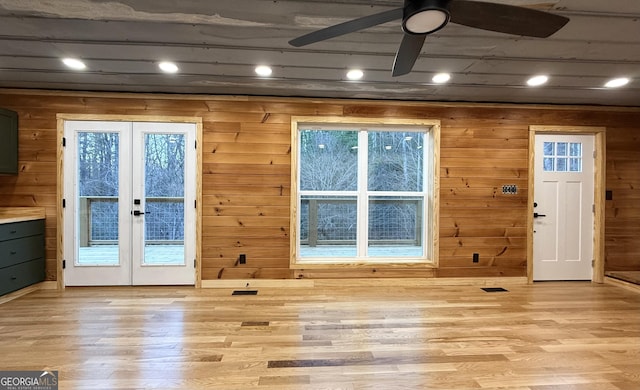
[290, 116, 440, 268]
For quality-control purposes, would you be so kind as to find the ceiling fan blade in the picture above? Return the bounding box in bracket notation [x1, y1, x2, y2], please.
[289, 8, 403, 47]
[449, 0, 569, 38]
[392, 33, 427, 77]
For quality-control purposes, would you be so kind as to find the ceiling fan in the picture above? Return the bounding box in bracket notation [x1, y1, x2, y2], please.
[289, 0, 569, 77]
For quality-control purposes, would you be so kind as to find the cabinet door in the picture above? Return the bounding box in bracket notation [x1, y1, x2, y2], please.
[0, 107, 18, 175]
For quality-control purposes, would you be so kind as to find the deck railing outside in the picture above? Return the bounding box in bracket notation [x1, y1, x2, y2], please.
[80, 196, 421, 249]
[79, 196, 184, 247]
[300, 197, 422, 247]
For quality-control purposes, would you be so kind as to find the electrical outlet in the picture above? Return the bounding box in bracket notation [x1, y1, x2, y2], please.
[238, 254, 246, 264]
[473, 253, 479, 263]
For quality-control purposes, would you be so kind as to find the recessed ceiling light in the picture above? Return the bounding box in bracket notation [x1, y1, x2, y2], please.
[527, 75, 549, 87]
[385, 145, 392, 150]
[158, 61, 179, 73]
[255, 65, 272, 77]
[604, 77, 630, 88]
[432, 73, 451, 84]
[318, 144, 325, 149]
[346, 69, 364, 80]
[62, 58, 86, 70]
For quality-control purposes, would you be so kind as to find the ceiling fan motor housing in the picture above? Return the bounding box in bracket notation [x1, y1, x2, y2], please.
[403, 0, 452, 35]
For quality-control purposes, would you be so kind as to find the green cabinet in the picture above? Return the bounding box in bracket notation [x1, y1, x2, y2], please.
[0, 107, 19, 175]
[0, 219, 45, 295]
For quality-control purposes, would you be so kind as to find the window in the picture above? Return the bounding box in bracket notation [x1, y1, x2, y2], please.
[291, 118, 439, 265]
[543, 141, 583, 172]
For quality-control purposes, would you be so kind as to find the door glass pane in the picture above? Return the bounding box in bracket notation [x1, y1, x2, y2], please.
[143, 133, 185, 265]
[299, 195, 357, 257]
[543, 157, 554, 171]
[299, 130, 358, 191]
[368, 132, 424, 192]
[368, 197, 423, 257]
[77, 132, 119, 265]
[543, 142, 554, 156]
[569, 143, 582, 172]
[570, 158, 582, 172]
[569, 143, 582, 157]
[556, 142, 568, 156]
[557, 157, 568, 172]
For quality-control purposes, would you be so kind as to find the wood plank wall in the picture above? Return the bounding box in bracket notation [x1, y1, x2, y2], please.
[606, 126, 640, 271]
[0, 91, 638, 281]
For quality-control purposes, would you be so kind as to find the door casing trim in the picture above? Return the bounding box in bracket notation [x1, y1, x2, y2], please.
[527, 125, 606, 284]
[56, 114, 204, 290]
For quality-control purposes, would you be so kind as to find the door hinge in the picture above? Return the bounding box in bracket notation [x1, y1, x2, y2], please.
[592, 204, 595, 213]
[62, 137, 66, 147]
[62, 198, 66, 208]
[593, 150, 596, 158]
[63, 260, 66, 269]
[194, 259, 197, 268]
[195, 140, 197, 149]
[592, 259, 595, 267]
[194, 199, 197, 208]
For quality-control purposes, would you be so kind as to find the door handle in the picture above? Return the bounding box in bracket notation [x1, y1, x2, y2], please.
[533, 212, 547, 218]
[133, 210, 145, 216]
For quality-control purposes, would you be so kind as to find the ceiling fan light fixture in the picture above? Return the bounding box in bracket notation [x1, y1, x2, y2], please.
[527, 75, 548, 87]
[403, 0, 450, 35]
[604, 77, 629, 88]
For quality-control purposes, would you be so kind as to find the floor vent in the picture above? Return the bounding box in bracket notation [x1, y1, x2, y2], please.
[481, 287, 508, 292]
[232, 290, 258, 296]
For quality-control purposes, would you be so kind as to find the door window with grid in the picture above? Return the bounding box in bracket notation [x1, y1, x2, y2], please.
[542, 141, 583, 172]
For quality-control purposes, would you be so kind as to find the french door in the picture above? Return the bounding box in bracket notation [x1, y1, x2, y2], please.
[63, 121, 196, 286]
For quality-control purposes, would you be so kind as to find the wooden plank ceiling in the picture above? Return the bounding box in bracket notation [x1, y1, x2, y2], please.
[0, 0, 638, 106]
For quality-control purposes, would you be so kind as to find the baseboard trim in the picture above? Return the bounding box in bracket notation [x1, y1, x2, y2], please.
[201, 279, 315, 289]
[0, 281, 55, 305]
[200, 277, 528, 289]
[604, 276, 640, 293]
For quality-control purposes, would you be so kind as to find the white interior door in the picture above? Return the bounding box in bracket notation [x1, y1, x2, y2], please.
[63, 120, 196, 286]
[533, 134, 594, 281]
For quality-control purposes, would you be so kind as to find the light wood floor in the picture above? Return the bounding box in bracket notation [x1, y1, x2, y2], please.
[1, 282, 639, 390]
